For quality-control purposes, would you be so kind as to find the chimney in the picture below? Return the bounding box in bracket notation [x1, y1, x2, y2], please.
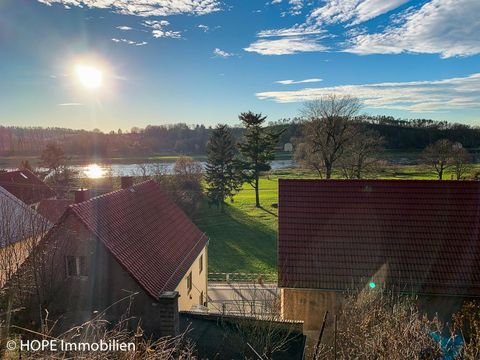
[156, 291, 179, 337]
[74, 189, 90, 204]
[121, 176, 134, 189]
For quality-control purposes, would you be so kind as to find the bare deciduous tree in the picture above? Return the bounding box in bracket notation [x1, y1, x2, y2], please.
[293, 141, 325, 178]
[338, 129, 384, 179]
[297, 95, 362, 179]
[0, 190, 51, 356]
[421, 139, 471, 180]
[221, 283, 302, 359]
[451, 142, 472, 180]
[329, 290, 443, 360]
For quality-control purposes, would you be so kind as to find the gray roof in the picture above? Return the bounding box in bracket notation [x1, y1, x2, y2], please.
[0, 186, 52, 248]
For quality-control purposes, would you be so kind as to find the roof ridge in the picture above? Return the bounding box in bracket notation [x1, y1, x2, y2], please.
[70, 179, 156, 208]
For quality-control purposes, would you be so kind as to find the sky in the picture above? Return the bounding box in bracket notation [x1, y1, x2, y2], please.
[0, 0, 479, 131]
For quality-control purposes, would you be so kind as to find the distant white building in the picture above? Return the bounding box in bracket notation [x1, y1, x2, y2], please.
[284, 142, 293, 152]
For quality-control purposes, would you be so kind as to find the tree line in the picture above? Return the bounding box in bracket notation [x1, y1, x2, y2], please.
[2, 114, 480, 157]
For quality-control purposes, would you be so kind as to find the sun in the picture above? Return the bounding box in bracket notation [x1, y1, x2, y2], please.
[75, 64, 103, 89]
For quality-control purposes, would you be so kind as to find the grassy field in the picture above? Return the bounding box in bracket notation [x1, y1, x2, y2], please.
[193, 178, 279, 276]
[194, 164, 480, 278]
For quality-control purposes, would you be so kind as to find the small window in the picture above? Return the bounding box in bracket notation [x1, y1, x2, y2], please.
[66, 256, 88, 277]
[78, 256, 88, 276]
[199, 254, 203, 274]
[66, 256, 77, 277]
[187, 271, 192, 293]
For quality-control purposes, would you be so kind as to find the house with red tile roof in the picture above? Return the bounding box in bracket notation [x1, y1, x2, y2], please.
[0, 169, 55, 207]
[26, 179, 208, 336]
[36, 199, 72, 224]
[0, 186, 51, 287]
[278, 179, 480, 335]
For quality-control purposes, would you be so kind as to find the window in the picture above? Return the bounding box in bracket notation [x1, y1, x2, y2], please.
[66, 256, 88, 277]
[199, 254, 203, 274]
[187, 271, 192, 293]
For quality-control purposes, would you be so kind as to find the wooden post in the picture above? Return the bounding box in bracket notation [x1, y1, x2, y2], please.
[334, 314, 337, 360]
[313, 311, 328, 359]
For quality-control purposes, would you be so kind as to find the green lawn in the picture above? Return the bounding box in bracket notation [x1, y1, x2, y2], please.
[193, 178, 279, 277]
[193, 164, 480, 277]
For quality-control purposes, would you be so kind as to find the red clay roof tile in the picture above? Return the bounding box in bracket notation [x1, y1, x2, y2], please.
[278, 179, 480, 297]
[0, 170, 55, 205]
[69, 180, 207, 299]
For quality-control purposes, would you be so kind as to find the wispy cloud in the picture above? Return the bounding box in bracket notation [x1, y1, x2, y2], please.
[309, 0, 411, 27]
[250, 0, 411, 56]
[213, 48, 234, 58]
[245, 37, 327, 55]
[198, 24, 209, 32]
[258, 25, 326, 38]
[57, 103, 82, 106]
[257, 73, 480, 113]
[117, 26, 132, 31]
[112, 38, 147, 46]
[37, 0, 221, 16]
[142, 20, 181, 39]
[345, 0, 480, 58]
[276, 78, 323, 85]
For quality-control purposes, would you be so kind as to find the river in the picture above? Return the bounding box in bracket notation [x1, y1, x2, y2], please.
[69, 159, 295, 178]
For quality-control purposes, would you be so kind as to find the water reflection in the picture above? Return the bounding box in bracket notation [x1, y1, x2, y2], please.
[84, 164, 106, 179]
[78, 160, 294, 178]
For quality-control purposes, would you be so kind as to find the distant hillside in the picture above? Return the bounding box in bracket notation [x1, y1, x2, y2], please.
[1, 116, 479, 159]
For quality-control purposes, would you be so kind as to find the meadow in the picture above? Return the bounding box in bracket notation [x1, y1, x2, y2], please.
[194, 164, 480, 278]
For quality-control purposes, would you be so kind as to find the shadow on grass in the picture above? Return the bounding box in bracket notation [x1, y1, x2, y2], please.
[259, 205, 278, 218]
[193, 200, 277, 275]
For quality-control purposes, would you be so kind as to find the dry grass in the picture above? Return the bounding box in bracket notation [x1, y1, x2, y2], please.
[328, 290, 443, 360]
[452, 301, 480, 360]
[3, 295, 196, 360]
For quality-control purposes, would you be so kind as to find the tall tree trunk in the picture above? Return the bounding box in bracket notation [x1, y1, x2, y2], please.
[255, 176, 260, 208]
[325, 164, 332, 179]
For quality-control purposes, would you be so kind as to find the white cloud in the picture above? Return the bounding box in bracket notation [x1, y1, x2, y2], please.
[112, 38, 147, 46]
[213, 48, 234, 58]
[117, 26, 132, 31]
[58, 103, 82, 106]
[257, 73, 480, 113]
[258, 24, 326, 38]
[288, 0, 304, 15]
[276, 78, 323, 85]
[37, 0, 221, 16]
[309, 0, 411, 27]
[142, 20, 181, 39]
[198, 24, 209, 32]
[345, 0, 480, 58]
[245, 37, 327, 55]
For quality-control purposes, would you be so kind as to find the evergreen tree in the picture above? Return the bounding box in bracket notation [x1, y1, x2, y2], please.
[237, 111, 282, 208]
[205, 125, 241, 211]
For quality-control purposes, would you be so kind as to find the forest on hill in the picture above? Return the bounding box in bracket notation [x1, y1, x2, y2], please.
[1, 115, 479, 158]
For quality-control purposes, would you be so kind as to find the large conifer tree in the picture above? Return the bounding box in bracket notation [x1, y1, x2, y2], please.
[205, 124, 241, 211]
[237, 111, 282, 208]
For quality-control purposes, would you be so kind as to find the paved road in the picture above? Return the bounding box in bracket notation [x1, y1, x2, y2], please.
[208, 282, 278, 315]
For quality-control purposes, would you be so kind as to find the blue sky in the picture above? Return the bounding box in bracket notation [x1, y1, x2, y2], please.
[0, 0, 479, 131]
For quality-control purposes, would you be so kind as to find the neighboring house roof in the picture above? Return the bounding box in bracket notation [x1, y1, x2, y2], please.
[0, 186, 52, 248]
[0, 169, 55, 205]
[66, 180, 207, 300]
[278, 179, 480, 297]
[37, 199, 72, 224]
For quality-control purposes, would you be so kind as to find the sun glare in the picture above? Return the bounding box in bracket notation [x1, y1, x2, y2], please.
[75, 64, 103, 89]
[85, 164, 105, 179]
